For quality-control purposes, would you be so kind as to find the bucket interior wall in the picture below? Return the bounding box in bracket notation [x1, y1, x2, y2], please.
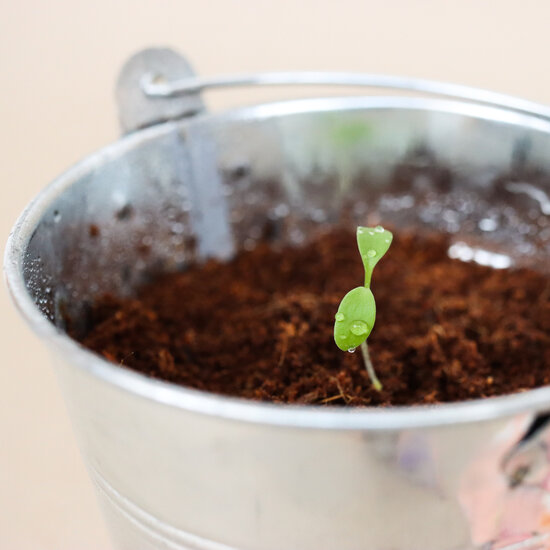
[21, 97, 550, 332]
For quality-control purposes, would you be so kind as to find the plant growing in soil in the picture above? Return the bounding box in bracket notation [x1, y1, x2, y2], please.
[334, 226, 393, 391]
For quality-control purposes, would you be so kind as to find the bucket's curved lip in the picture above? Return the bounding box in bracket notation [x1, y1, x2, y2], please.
[6, 95, 550, 431]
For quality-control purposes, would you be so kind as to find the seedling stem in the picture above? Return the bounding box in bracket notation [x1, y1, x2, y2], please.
[360, 341, 382, 391]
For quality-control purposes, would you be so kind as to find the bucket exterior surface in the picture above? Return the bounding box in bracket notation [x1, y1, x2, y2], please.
[52, 352, 541, 550]
[5, 73, 550, 550]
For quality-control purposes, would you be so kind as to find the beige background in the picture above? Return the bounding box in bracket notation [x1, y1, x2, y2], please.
[2, 1, 550, 548]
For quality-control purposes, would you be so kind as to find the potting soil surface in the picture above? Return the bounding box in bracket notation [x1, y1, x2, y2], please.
[78, 228, 550, 406]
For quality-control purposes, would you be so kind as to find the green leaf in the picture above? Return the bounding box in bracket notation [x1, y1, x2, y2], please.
[331, 120, 373, 149]
[356, 226, 393, 287]
[333, 286, 376, 351]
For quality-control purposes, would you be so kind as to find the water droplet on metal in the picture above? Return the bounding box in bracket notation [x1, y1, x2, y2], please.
[335, 312, 345, 322]
[350, 320, 368, 336]
[310, 208, 327, 223]
[171, 222, 185, 235]
[478, 218, 498, 232]
[274, 203, 290, 218]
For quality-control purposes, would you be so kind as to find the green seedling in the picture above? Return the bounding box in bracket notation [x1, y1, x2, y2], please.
[334, 226, 393, 391]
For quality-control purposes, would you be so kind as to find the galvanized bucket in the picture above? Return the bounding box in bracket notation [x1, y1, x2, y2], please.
[5, 48, 550, 550]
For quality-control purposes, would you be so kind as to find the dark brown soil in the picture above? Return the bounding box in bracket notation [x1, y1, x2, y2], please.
[77, 229, 550, 406]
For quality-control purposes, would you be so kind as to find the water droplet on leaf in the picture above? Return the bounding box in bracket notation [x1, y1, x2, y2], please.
[375, 225, 384, 232]
[350, 320, 368, 336]
[367, 249, 376, 258]
[335, 312, 345, 322]
[347, 347, 357, 354]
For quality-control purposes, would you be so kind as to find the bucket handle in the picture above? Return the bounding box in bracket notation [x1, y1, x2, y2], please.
[140, 70, 550, 122]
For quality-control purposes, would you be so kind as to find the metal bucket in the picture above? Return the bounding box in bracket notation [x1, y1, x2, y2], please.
[5, 48, 550, 550]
